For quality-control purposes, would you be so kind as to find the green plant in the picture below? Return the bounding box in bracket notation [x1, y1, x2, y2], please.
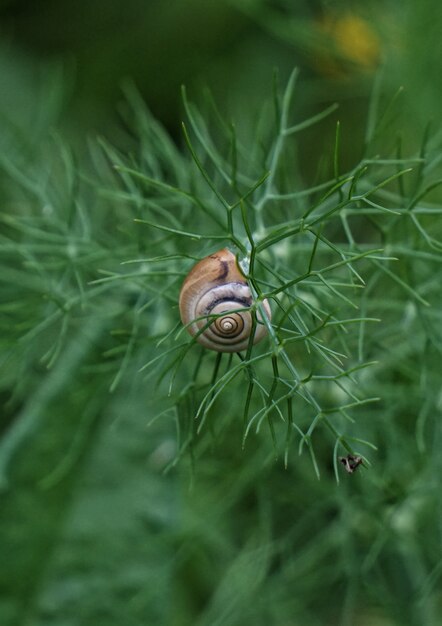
[1, 66, 442, 626]
[2, 69, 441, 479]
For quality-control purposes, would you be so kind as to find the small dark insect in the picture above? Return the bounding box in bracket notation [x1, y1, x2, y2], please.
[339, 454, 363, 474]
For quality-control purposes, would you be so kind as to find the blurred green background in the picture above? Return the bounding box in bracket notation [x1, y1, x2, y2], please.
[2, 0, 441, 137]
[1, 1, 442, 625]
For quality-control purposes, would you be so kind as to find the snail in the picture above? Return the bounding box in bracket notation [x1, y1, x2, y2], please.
[179, 248, 271, 353]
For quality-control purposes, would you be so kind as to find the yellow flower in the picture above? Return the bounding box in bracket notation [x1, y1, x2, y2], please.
[316, 12, 381, 77]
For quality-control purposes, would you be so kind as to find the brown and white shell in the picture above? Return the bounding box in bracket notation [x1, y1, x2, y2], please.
[179, 248, 271, 352]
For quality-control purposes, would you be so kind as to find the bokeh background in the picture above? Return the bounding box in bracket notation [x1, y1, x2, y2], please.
[2, 0, 442, 139]
[1, 1, 442, 625]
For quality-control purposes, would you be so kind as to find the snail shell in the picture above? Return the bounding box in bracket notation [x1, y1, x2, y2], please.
[179, 248, 271, 353]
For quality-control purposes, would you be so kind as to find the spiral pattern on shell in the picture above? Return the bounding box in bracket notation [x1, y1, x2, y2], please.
[179, 248, 271, 353]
